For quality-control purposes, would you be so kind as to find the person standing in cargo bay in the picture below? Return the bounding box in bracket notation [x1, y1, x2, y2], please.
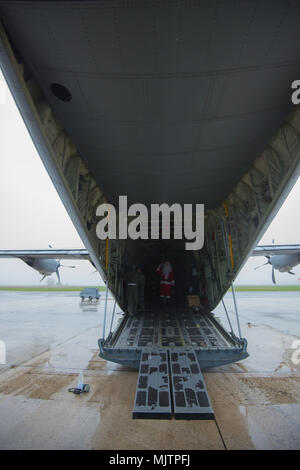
[156, 260, 175, 300]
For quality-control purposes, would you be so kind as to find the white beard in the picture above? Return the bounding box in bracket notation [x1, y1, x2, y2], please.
[162, 261, 172, 279]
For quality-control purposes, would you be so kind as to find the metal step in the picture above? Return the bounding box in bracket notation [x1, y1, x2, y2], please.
[132, 348, 214, 420]
[169, 350, 214, 420]
[132, 349, 172, 419]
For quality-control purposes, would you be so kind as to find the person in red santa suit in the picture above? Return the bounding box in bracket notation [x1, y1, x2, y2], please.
[156, 260, 175, 300]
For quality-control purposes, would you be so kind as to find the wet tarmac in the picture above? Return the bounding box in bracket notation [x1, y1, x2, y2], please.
[0, 290, 299, 449]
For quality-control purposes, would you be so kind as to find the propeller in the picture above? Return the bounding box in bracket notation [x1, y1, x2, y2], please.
[255, 255, 277, 284]
[55, 261, 76, 285]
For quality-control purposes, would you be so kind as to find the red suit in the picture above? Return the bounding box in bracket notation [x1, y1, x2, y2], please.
[157, 262, 175, 299]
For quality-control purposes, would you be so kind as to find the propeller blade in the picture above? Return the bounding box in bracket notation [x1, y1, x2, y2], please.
[254, 255, 271, 270]
[60, 265, 76, 268]
[40, 275, 46, 282]
[272, 266, 276, 284]
[288, 271, 295, 275]
[56, 268, 61, 285]
[254, 261, 269, 270]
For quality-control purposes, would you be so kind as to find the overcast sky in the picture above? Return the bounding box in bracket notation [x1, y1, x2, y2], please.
[0, 69, 299, 286]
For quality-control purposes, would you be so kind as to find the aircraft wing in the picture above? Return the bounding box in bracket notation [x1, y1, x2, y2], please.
[252, 245, 300, 257]
[0, 249, 90, 260]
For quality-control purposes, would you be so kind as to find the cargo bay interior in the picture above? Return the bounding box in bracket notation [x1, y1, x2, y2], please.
[104, 234, 236, 353]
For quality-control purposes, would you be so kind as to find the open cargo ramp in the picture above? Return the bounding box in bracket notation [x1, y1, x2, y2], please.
[99, 308, 247, 369]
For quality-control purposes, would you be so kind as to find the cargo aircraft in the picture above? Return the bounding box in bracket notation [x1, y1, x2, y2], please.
[0, 0, 300, 417]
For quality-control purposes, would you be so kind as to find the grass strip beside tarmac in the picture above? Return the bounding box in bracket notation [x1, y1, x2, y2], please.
[231, 285, 300, 292]
[0, 285, 299, 292]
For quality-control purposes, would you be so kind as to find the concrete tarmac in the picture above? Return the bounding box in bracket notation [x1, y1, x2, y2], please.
[0, 290, 299, 450]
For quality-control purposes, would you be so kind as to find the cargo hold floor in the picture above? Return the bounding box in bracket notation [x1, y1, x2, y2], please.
[113, 309, 235, 350]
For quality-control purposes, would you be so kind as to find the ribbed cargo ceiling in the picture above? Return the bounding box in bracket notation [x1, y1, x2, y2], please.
[1, 0, 299, 207]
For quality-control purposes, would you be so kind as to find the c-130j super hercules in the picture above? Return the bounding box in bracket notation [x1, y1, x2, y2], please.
[0, 1, 300, 418]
